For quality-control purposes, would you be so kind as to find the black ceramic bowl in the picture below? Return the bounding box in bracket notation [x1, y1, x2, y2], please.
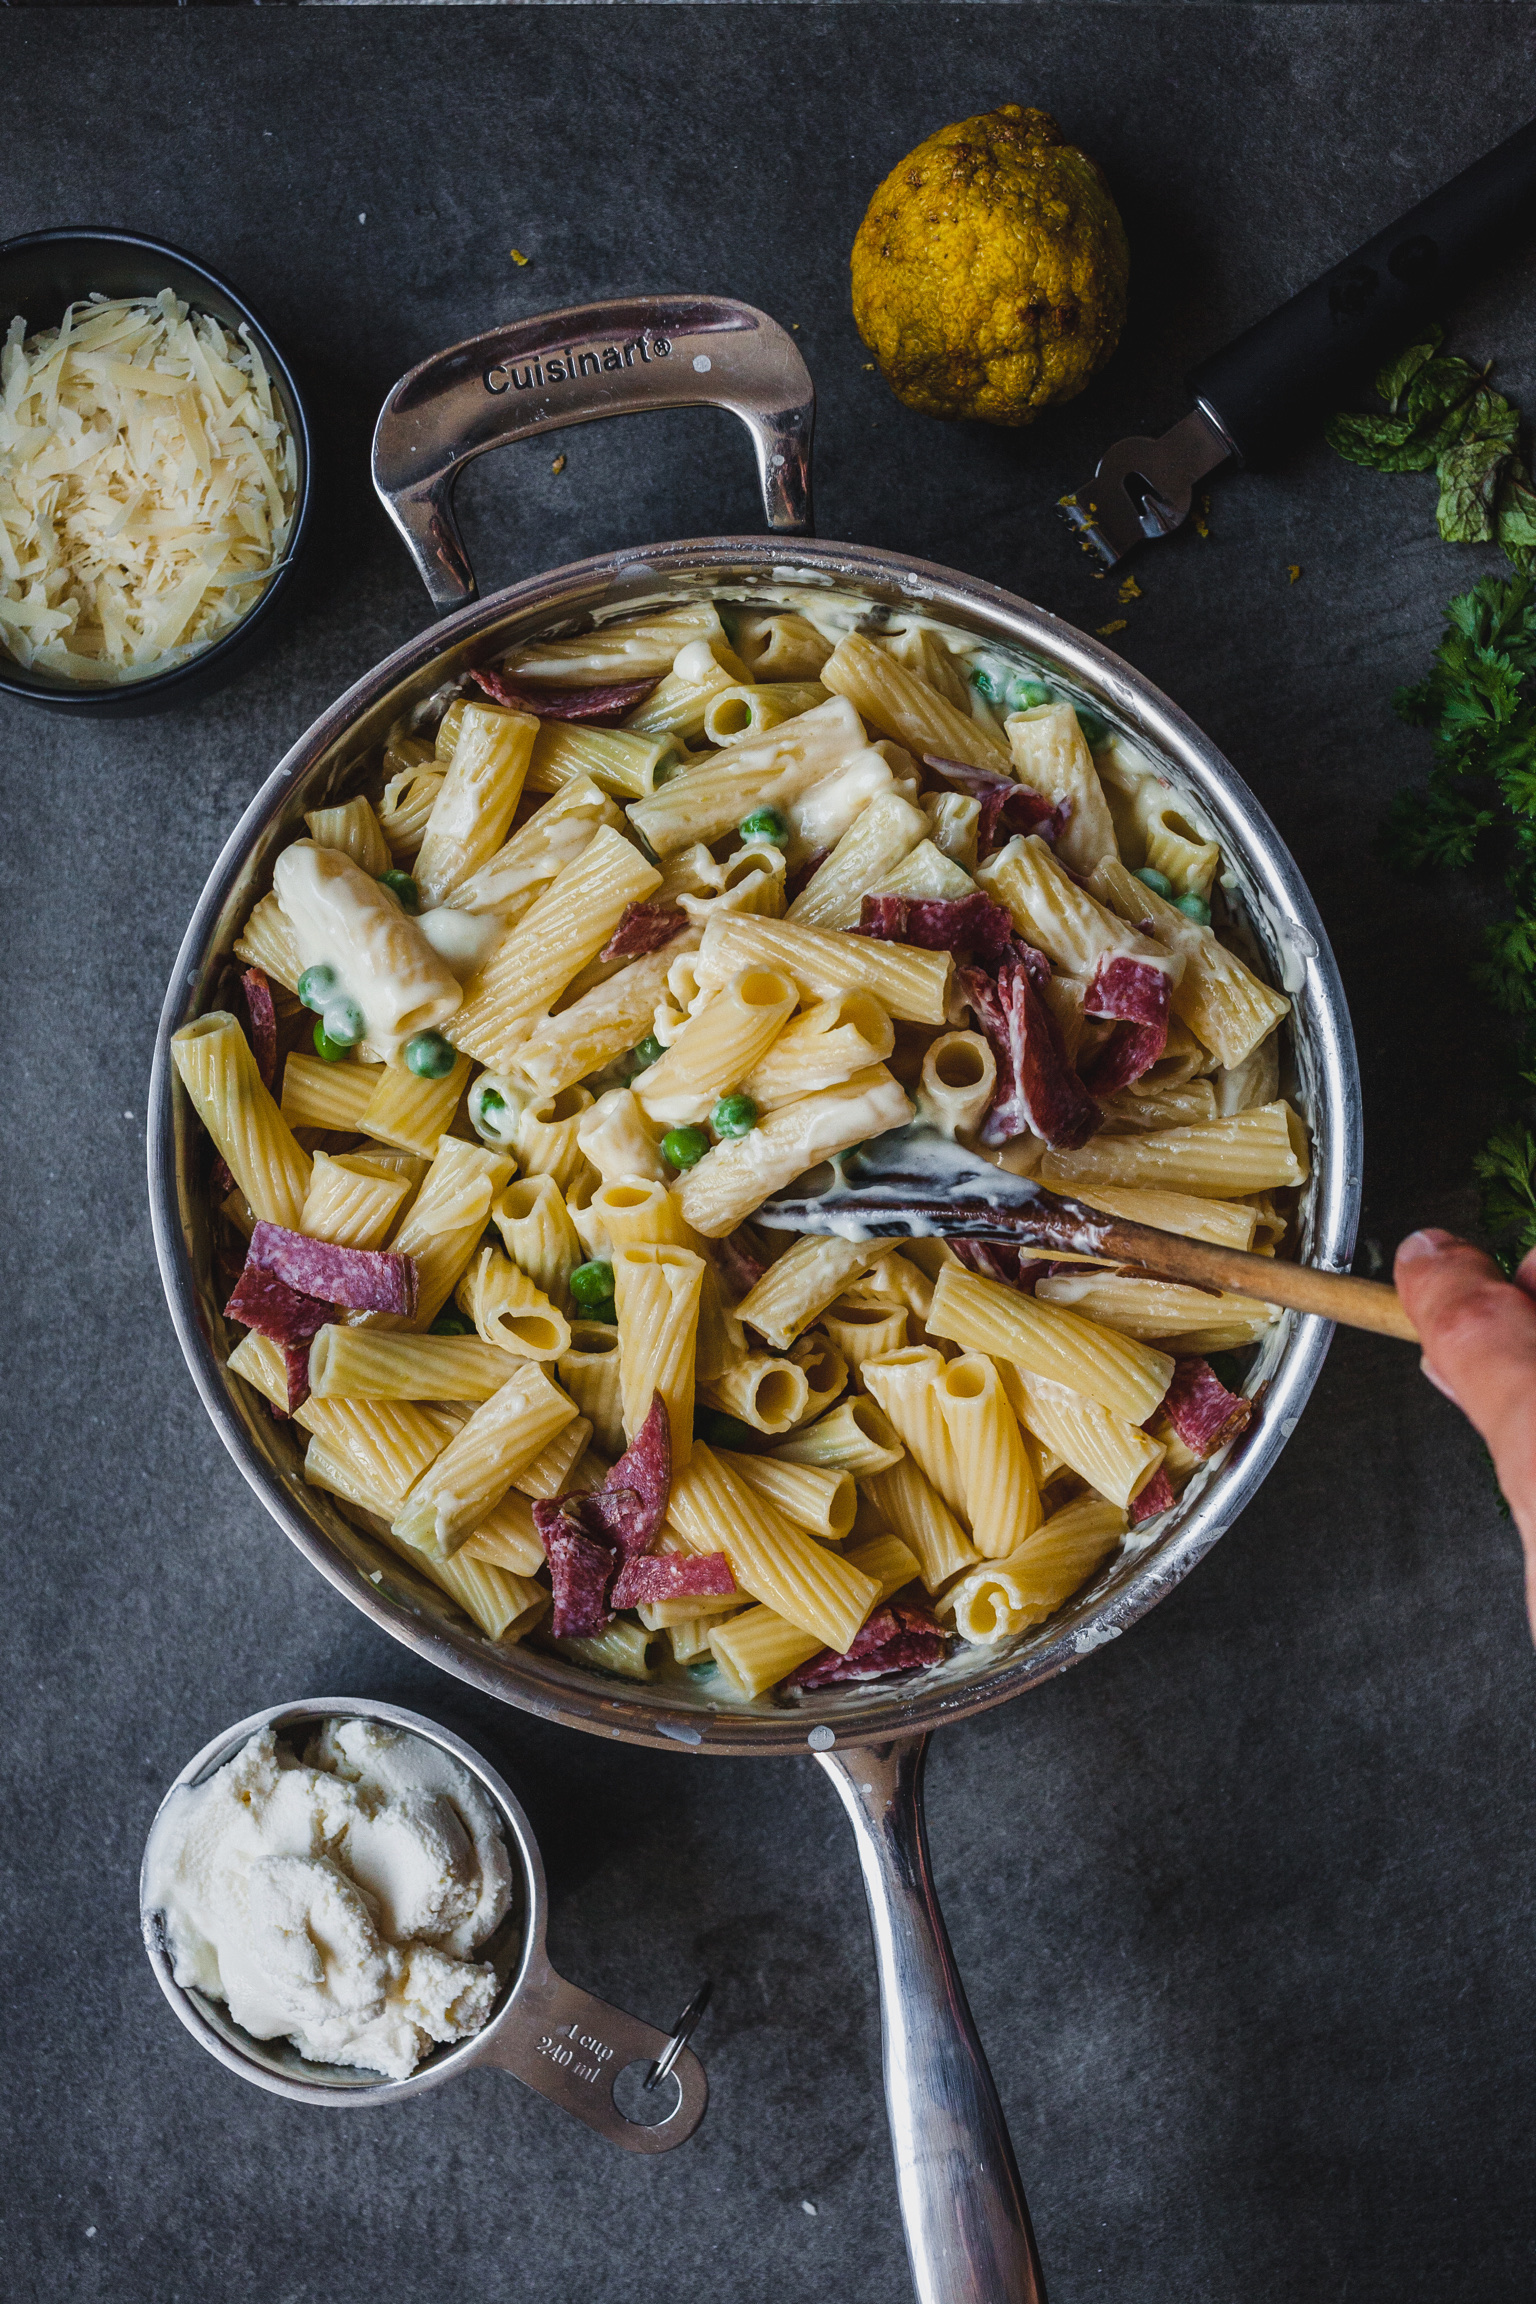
[0, 227, 314, 716]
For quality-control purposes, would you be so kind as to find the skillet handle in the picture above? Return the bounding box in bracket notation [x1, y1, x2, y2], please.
[372, 294, 815, 613]
[818, 1736, 1046, 2304]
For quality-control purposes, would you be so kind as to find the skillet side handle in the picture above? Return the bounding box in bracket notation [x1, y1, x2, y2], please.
[372, 293, 815, 612]
[818, 1735, 1046, 2304]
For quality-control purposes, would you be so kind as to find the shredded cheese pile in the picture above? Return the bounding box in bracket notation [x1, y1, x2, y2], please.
[0, 290, 297, 684]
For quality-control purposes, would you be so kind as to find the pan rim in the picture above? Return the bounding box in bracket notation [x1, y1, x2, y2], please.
[147, 535, 1359, 1757]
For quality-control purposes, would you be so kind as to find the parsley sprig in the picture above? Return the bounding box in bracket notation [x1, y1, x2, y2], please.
[1386, 573, 1536, 1260]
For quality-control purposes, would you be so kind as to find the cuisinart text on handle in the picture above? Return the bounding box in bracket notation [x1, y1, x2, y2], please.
[485, 335, 676, 394]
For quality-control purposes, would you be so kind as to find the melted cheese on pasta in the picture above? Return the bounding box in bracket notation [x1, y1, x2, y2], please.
[274, 842, 463, 1056]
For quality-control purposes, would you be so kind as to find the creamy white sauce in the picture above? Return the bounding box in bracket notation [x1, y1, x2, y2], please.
[417, 905, 505, 980]
[274, 841, 463, 1058]
[673, 637, 722, 683]
[785, 747, 897, 857]
[449, 806, 603, 916]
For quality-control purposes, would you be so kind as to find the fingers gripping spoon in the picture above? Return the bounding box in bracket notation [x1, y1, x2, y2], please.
[1061, 111, 1536, 568]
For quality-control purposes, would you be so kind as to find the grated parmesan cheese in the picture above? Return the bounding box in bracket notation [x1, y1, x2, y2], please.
[0, 289, 297, 684]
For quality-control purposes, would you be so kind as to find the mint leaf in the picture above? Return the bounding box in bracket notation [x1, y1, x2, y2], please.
[1329, 330, 1536, 575]
[1497, 460, 1536, 567]
[1376, 325, 1444, 411]
[1325, 411, 1431, 471]
[1402, 353, 1482, 428]
[1435, 386, 1522, 544]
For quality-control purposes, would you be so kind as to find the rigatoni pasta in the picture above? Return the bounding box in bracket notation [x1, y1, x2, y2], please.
[173, 1013, 310, 1230]
[193, 583, 1309, 1703]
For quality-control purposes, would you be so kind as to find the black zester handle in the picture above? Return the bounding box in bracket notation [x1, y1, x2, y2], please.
[1188, 113, 1536, 467]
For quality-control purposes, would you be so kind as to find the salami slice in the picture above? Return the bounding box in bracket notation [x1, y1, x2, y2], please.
[609, 1552, 736, 1609]
[281, 1343, 313, 1416]
[534, 1392, 677, 1631]
[921, 755, 1069, 858]
[1160, 1357, 1252, 1457]
[223, 1263, 330, 1350]
[952, 1238, 1027, 1286]
[857, 890, 1017, 970]
[600, 902, 688, 962]
[469, 668, 659, 722]
[247, 1222, 418, 1317]
[240, 967, 278, 1091]
[1081, 954, 1173, 1093]
[959, 957, 1100, 1151]
[538, 1508, 620, 1639]
[784, 846, 832, 904]
[787, 1601, 946, 1689]
[583, 1394, 671, 1559]
[1128, 1465, 1178, 1525]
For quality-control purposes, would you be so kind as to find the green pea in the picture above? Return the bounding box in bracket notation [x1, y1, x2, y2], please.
[662, 1124, 710, 1172]
[430, 1306, 476, 1337]
[1009, 676, 1053, 710]
[321, 999, 364, 1048]
[313, 1020, 350, 1062]
[380, 869, 420, 913]
[737, 807, 788, 846]
[685, 1657, 719, 1681]
[1075, 707, 1109, 748]
[712, 1092, 758, 1138]
[298, 964, 338, 1013]
[651, 751, 684, 788]
[471, 1081, 516, 1145]
[404, 1030, 457, 1079]
[628, 1033, 664, 1076]
[1175, 893, 1212, 925]
[570, 1260, 617, 1312]
[1134, 867, 1175, 900]
[969, 665, 1002, 701]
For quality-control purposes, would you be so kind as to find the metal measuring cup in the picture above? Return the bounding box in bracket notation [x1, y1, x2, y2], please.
[139, 1697, 708, 2151]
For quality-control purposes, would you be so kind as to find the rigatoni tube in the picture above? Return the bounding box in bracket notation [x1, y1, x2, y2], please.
[392, 1362, 576, 1559]
[940, 1500, 1127, 1643]
[612, 1244, 705, 1471]
[172, 1012, 310, 1231]
[927, 1265, 1173, 1426]
[937, 1354, 1042, 1557]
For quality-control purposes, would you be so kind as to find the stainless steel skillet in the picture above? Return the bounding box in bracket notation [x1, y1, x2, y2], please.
[148, 297, 1360, 2304]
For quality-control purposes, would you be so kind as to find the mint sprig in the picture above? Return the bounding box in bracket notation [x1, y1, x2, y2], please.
[1326, 325, 1536, 568]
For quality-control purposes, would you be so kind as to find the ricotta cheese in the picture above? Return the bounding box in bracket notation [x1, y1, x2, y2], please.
[144, 1719, 514, 2080]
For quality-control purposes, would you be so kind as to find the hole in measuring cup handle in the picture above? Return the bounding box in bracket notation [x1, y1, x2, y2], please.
[613, 2061, 683, 2126]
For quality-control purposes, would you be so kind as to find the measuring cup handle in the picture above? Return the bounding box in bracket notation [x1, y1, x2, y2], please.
[372, 293, 815, 613]
[478, 1951, 707, 2154]
[818, 1736, 1046, 2304]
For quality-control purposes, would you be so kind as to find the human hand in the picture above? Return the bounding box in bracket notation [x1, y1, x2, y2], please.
[1395, 1230, 1536, 1638]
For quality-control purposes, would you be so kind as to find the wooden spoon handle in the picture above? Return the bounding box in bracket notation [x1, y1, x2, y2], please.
[1091, 1216, 1418, 1342]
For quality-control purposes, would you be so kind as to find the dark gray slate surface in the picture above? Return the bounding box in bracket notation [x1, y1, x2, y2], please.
[5, 8, 1536, 2300]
